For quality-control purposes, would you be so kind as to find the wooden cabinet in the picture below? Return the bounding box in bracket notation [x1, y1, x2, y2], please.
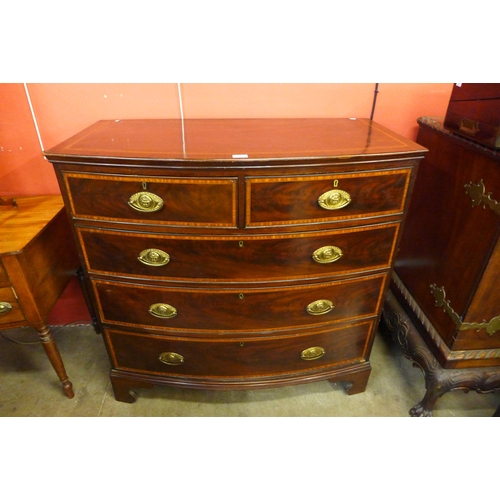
[0, 195, 79, 397]
[383, 117, 500, 416]
[44, 118, 425, 403]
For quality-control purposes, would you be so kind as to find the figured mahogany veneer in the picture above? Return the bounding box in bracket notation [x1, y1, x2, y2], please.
[44, 118, 426, 403]
[93, 274, 386, 333]
[77, 223, 400, 282]
[105, 321, 372, 379]
[246, 169, 412, 226]
[64, 174, 238, 227]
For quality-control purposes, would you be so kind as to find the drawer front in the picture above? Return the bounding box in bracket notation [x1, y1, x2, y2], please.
[63, 173, 238, 227]
[93, 274, 386, 333]
[0, 286, 26, 325]
[78, 223, 399, 282]
[246, 169, 412, 226]
[104, 320, 373, 377]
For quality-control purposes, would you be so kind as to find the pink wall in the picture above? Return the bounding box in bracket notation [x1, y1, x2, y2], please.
[1, 83, 453, 197]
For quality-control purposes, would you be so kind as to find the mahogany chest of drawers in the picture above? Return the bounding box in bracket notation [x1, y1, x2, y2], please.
[44, 118, 426, 403]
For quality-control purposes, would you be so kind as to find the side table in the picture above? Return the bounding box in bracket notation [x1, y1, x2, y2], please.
[0, 195, 80, 398]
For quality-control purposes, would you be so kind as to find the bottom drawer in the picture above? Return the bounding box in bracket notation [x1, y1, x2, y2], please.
[104, 321, 373, 379]
[0, 286, 26, 326]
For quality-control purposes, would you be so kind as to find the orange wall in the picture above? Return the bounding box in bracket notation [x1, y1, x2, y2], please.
[1, 83, 453, 197]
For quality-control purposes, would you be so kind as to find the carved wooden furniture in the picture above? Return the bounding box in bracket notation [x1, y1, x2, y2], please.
[44, 118, 425, 403]
[0, 195, 79, 398]
[383, 116, 500, 416]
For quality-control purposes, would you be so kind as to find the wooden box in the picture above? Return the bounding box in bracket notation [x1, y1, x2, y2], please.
[444, 83, 500, 149]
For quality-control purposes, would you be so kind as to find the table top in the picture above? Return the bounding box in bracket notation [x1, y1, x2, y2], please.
[0, 195, 64, 255]
[44, 118, 426, 163]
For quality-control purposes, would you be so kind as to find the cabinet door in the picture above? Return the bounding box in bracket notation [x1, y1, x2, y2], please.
[396, 125, 500, 348]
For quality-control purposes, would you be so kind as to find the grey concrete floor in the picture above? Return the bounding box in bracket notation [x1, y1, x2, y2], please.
[1, 324, 499, 417]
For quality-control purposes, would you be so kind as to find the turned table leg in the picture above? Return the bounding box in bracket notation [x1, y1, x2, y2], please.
[36, 325, 74, 399]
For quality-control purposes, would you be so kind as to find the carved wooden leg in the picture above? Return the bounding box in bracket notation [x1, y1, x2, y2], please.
[36, 325, 74, 399]
[409, 364, 500, 417]
[408, 368, 453, 417]
[383, 289, 500, 416]
[382, 293, 447, 416]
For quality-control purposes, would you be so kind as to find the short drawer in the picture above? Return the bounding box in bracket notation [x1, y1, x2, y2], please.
[0, 286, 26, 325]
[93, 274, 386, 333]
[63, 172, 238, 227]
[78, 223, 399, 282]
[246, 169, 412, 226]
[104, 320, 373, 378]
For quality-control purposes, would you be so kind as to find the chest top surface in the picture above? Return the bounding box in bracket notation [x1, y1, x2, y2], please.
[44, 118, 426, 164]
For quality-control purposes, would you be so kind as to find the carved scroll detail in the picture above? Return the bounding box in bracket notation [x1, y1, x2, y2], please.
[383, 289, 500, 417]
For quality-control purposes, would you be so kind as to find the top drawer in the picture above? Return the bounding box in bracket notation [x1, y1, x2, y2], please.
[246, 169, 412, 227]
[62, 172, 238, 228]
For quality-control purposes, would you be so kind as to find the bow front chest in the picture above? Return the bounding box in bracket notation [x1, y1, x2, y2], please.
[45, 118, 426, 402]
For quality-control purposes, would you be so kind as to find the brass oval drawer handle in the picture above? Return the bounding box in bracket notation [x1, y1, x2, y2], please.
[0, 302, 13, 315]
[312, 245, 343, 264]
[148, 303, 177, 319]
[306, 299, 334, 316]
[301, 346, 325, 361]
[318, 189, 351, 210]
[128, 191, 164, 212]
[138, 249, 170, 267]
[159, 352, 184, 365]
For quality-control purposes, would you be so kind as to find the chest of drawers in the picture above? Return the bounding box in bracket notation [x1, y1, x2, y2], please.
[44, 118, 426, 403]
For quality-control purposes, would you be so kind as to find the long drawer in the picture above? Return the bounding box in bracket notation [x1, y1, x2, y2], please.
[104, 320, 373, 378]
[62, 172, 238, 227]
[78, 223, 399, 282]
[246, 169, 412, 226]
[93, 274, 386, 333]
[0, 286, 26, 325]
